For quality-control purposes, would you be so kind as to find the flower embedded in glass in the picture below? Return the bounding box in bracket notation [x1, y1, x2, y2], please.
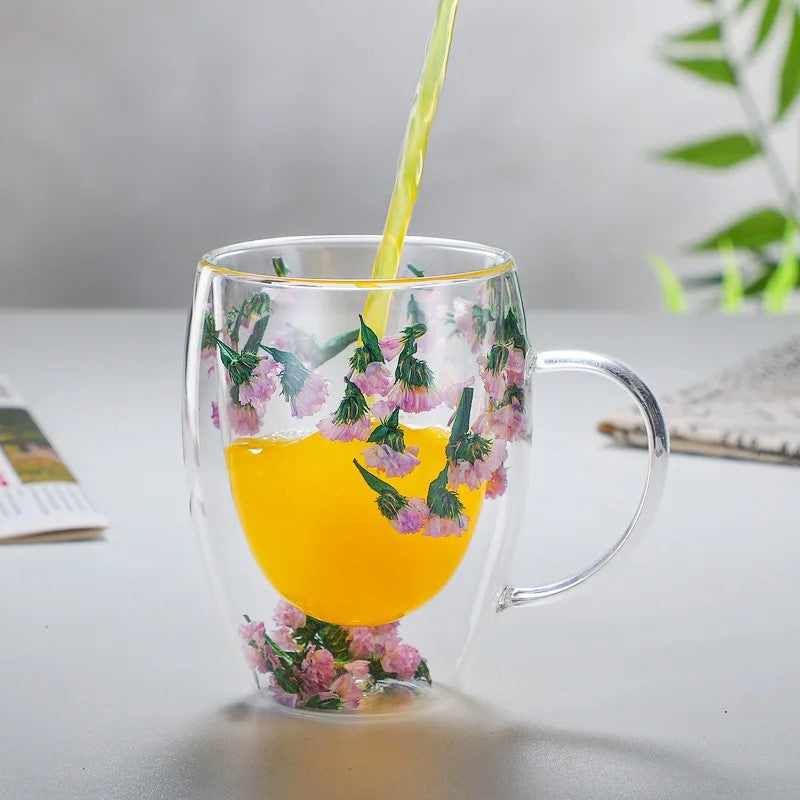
[239, 600, 432, 711]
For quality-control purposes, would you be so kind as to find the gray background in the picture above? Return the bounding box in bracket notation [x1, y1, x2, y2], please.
[0, 0, 789, 308]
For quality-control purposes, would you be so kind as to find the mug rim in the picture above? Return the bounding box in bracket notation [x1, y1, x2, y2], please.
[199, 234, 516, 287]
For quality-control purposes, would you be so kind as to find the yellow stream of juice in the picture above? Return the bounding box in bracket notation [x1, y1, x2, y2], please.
[362, 0, 460, 335]
[226, 425, 483, 627]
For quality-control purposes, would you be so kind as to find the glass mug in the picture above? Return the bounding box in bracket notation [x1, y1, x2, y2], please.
[183, 236, 668, 714]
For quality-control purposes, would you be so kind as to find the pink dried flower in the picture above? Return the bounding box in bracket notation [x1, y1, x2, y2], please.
[505, 348, 526, 387]
[271, 626, 299, 652]
[239, 620, 268, 673]
[373, 621, 401, 638]
[351, 361, 392, 396]
[298, 647, 336, 696]
[268, 673, 298, 708]
[480, 368, 506, 403]
[453, 298, 479, 351]
[379, 335, 404, 361]
[387, 383, 442, 413]
[291, 372, 328, 417]
[238, 355, 280, 408]
[474, 404, 527, 442]
[347, 622, 400, 659]
[210, 401, 220, 430]
[448, 439, 508, 491]
[391, 497, 430, 534]
[345, 660, 371, 679]
[363, 443, 421, 478]
[347, 627, 375, 659]
[273, 599, 307, 631]
[486, 465, 508, 499]
[371, 399, 396, 420]
[479, 347, 526, 402]
[229, 402, 261, 436]
[271, 330, 293, 351]
[443, 380, 474, 409]
[381, 643, 421, 681]
[424, 512, 469, 539]
[318, 414, 372, 442]
[330, 674, 363, 708]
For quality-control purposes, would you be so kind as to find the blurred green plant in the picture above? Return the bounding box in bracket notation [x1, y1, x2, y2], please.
[655, 0, 800, 311]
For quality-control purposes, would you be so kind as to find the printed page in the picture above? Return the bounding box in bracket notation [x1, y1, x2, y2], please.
[0, 377, 107, 541]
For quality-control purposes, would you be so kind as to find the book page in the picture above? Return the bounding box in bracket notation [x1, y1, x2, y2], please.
[0, 377, 107, 542]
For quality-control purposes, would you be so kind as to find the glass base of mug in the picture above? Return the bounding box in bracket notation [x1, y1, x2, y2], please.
[253, 677, 449, 718]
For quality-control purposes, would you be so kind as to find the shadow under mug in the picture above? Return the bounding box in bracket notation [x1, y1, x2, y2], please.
[183, 235, 668, 714]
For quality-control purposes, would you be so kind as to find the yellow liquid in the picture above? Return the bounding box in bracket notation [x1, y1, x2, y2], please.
[363, 0, 460, 334]
[226, 425, 483, 626]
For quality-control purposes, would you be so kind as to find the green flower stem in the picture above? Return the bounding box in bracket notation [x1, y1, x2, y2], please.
[715, 0, 798, 217]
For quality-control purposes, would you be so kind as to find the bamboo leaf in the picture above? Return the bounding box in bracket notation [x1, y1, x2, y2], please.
[668, 22, 722, 44]
[777, 10, 800, 119]
[649, 254, 688, 314]
[659, 132, 761, 168]
[664, 57, 736, 85]
[752, 0, 780, 55]
[692, 208, 787, 251]
[743, 262, 778, 295]
[719, 241, 745, 312]
[763, 221, 799, 311]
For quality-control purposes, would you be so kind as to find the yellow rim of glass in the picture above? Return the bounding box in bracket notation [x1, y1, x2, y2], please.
[198, 235, 516, 287]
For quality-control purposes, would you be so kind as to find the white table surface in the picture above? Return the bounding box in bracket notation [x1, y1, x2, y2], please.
[1, 310, 798, 800]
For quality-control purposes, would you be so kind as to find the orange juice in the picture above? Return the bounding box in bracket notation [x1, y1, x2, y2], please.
[226, 425, 483, 626]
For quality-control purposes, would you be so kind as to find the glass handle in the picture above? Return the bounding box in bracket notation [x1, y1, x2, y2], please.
[497, 350, 669, 610]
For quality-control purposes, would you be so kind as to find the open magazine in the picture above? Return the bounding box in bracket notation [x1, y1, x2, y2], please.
[599, 337, 800, 466]
[0, 377, 107, 542]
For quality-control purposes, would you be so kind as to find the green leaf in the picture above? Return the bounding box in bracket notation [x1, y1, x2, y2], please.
[743, 261, 778, 295]
[263, 634, 295, 669]
[407, 293, 426, 326]
[332, 378, 369, 425]
[659, 133, 761, 168]
[737, 0, 759, 11]
[414, 659, 432, 685]
[692, 208, 787, 251]
[664, 57, 736, 85]
[304, 695, 342, 711]
[242, 313, 271, 354]
[763, 221, 799, 311]
[649, 254, 688, 314]
[367, 407, 405, 451]
[312, 328, 359, 367]
[315, 623, 352, 661]
[500, 309, 527, 353]
[272, 256, 291, 277]
[406, 263, 425, 277]
[752, 0, 780, 55]
[719, 242, 745, 313]
[353, 459, 396, 495]
[668, 22, 721, 44]
[777, 10, 800, 119]
[448, 387, 474, 445]
[426, 466, 464, 520]
[357, 315, 384, 362]
[261, 346, 311, 398]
